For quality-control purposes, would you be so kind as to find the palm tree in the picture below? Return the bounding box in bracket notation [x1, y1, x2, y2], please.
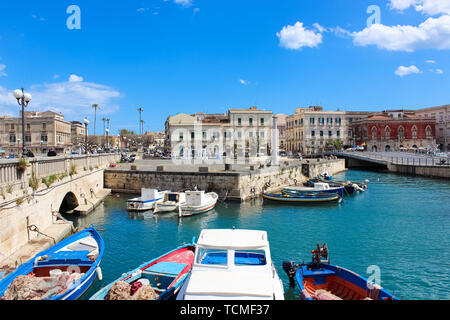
[92, 104, 99, 136]
[102, 117, 107, 147]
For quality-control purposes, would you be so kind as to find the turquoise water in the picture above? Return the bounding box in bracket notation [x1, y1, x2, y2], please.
[68, 169, 450, 300]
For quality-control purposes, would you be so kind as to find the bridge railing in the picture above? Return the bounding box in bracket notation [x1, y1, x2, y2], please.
[333, 151, 450, 167]
[0, 154, 120, 197]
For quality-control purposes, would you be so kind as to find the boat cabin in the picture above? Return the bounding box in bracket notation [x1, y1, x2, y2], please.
[181, 229, 284, 300]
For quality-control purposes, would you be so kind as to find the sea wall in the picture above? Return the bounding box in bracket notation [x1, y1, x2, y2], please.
[387, 163, 450, 179]
[104, 159, 346, 201]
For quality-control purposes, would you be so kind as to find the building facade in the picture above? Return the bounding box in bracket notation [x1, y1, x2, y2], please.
[0, 111, 72, 155]
[352, 110, 436, 152]
[165, 107, 273, 160]
[414, 104, 450, 152]
[285, 106, 371, 155]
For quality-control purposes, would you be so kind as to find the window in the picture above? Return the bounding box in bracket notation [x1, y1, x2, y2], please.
[179, 133, 184, 141]
[196, 248, 228, 266]
[372, 127, 377, 139]
[398, 127, 405, 139]
[328, 131, 332, 137]
[191, 131, 195, 139]
[41, 135, 48, 143]
[26, 124, 31, 131]
[319, 118, 324, 125]
[260, 118, 264, 125]
[202, 131, 206, 139]
[320, 131, 324, 137]
[327, 118, 333, 125]
[234, 250, 266, 266]
[426, 126, 432, 138]
[311, 130, 315, 137]
[310, 118, 315, 125]
[337, 130, 340, 137]
[249, 118, 253, 126]
[336, 118, 341, 125]
[25, 135, 31, 143]
[42, 123, 47, 130]
[412, 126, 417, 139]
[238, 118, 242, 126]
[385, 127, 390, 140]
[9, 134, 16, 143]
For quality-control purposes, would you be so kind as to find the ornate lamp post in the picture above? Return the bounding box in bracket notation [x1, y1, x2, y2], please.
[83, 118, 89, 154]
[105, 128, 109, 150]
[13, 88, 32, 156]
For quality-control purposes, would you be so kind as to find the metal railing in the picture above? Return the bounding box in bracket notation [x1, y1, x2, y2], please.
[335, 151, 450, 167]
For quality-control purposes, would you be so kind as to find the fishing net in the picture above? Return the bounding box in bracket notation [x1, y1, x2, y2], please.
[1, 272, 84, 300]
[105, 281, 159, 300]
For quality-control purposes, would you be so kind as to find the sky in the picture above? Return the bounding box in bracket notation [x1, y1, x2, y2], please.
[0, 0, 449, 134]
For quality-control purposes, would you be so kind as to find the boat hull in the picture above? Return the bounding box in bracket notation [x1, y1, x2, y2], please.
[90, 243, 195, 300]
[294, 264, 396, 300]
[283, 186, 345, 197]
[262, 193, 342, 204]
[0, 226, 104, 300]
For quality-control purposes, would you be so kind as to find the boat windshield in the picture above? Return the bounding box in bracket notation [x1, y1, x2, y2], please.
[234, 250, 266, 266]
[195, 248, 267, 267]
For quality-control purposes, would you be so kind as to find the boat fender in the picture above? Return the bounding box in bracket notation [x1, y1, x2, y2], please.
[265, 182, 271, 188]
[250, 187, 256, 194]
[96, 267, 103, 281]
[293, 179, 298, 186]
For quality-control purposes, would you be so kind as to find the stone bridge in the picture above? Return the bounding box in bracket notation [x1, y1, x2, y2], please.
[0, 154, 119, 267]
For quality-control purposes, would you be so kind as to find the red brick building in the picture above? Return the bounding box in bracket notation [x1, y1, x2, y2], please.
[352, 110, 436, 152]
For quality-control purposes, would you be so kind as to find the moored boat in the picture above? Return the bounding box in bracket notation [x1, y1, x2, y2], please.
[154, 192, 186, 214]
[179, 191, 218, 217]
[283, 182, 345, 197]
[0, 226, 104, 300]
[262, 192, 342, 204]
[176, 228, 285, 300]
[90, 241, 196, 300]
[127, 188, 169, 212]
[282, 244, 397, 300]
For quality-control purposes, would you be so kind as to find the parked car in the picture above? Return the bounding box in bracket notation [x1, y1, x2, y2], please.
[47, 149, 57, 157]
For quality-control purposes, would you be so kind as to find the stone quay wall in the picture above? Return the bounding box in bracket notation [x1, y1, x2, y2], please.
[104, 159, 346, 201]
[387, 163, 450, 179]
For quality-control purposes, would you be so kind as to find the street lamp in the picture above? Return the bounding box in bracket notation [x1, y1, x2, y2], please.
[83, 118, 89, 154]
[13, 88, 32, 156]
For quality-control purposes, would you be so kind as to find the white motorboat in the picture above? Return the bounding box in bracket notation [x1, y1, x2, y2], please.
[176, 228, 285, 300]
[179, 191, 218, 217]
[154, 192, 186, 214]
[127, 188, 169, 212]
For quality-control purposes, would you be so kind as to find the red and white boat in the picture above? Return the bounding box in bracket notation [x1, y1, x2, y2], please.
[179, 191, 218, 217]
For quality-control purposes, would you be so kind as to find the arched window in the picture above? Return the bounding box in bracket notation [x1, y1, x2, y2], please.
[425, 126, 432, 138]
[412, 126, 417, 139]
[371, 127, 377, 140]
[385, 126, 390, 140]
[398, 126, 405, 140]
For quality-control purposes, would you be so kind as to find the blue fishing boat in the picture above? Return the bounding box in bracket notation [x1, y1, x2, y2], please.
[282, 244, 397, 300]
[90, 241, 195, 300]
[262, 192, 342, 204]
[283, 182, 345, 197]
[0, 226, 104, 300]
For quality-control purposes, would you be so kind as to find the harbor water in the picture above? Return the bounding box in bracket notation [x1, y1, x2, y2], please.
[66, 169, 450, 300]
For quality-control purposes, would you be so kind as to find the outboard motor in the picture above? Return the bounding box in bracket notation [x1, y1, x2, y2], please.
[282, 260, 298, 288]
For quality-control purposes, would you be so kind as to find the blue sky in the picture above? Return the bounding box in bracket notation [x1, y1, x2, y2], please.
[0, 0, 449, 134]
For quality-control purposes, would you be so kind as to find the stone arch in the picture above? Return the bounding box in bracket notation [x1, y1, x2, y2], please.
[412, 125, 418, 138]
[385, 145, 391, 152]
[372, 145, 378, 152]
[425, 125, 432, 138]
[384, 126, 391, 140]
[398, 125, 405, 139]
[59, 191, 80, 214]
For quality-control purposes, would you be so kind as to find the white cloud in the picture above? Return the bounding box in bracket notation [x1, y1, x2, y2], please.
[69, 74, 84, 82]
[0, 77, 121, 117]
[431, 68, 444, 73]
[395, 65, 423, 76]
[425, 59, 437, 63]
[0, 64, 6, 77]
[389, 0, 450, 15]
[277, 22, 323, 50]
[239, 79, 248, 85]
[174, 0, 193, 7]
[352, 14, 450, 52]
[137, 8, 149, 13]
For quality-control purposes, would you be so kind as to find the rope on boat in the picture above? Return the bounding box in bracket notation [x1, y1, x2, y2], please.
[52, 210, 78, 233]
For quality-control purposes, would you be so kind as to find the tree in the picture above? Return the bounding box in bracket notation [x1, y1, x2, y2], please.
[92, 104, 99, 135]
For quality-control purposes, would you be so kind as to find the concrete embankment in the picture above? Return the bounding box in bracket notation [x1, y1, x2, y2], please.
[387, 163, 450, 179]
[105, 159, 346, 201]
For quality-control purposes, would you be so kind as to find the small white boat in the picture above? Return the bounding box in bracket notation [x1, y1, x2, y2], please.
[179, 191, 218, 217]
[176, 228, 285, 300]
[127, 188, 169, 212]
[154, 192, 186, 214]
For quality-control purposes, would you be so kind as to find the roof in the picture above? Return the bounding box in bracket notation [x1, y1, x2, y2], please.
[196, 229, 269, 249]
